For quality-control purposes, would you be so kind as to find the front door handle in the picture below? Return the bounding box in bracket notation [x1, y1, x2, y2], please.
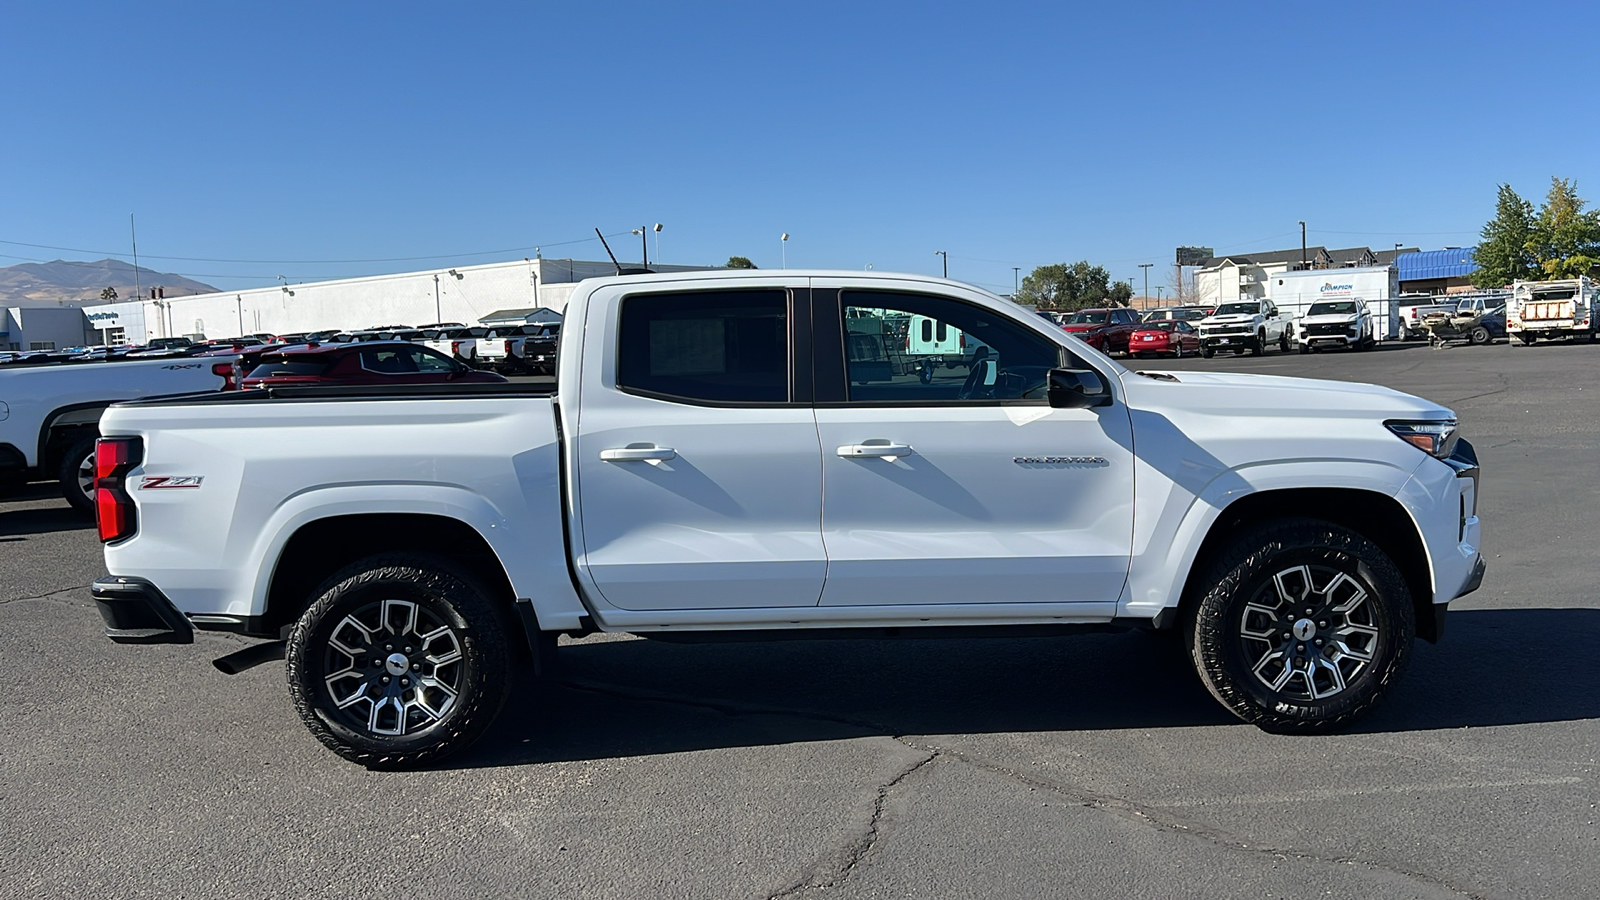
[600, 446, 677, 462]
[837, 442, 913, 459]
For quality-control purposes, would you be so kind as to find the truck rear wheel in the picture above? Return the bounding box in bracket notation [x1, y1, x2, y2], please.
[1185, 519, 1414, 733]
[57, 436, 98, 517]
[286, 554, 512, 768]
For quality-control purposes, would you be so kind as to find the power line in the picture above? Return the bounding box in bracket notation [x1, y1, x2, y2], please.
[0, 230, 632, 265]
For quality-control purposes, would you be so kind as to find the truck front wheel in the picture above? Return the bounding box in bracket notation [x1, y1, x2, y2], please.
[286, 554, 513, 768]
[1186, 519, 1414, 733]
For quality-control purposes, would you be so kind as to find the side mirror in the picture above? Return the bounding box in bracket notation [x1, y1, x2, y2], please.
[1048, 368, 1113, 409]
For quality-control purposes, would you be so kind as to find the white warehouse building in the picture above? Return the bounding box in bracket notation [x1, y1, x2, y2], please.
[90, 258, 716, 344]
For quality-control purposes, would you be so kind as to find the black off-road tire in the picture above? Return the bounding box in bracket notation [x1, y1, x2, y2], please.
[1278, 332, 1291, 353]
[1200, 346, 1214, 358]
[57, 436, 98, 517]
[1469, 326, 1490, 345]
[1184, 518, 1414, 733]
[286, 554, 513, 768]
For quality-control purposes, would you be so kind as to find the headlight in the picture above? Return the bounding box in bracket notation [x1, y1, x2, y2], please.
[1386, 419, 1459, 458]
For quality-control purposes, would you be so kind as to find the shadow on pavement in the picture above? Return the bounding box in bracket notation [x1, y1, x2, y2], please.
[0, 500, 91, 537]
[451, 608, 1600, 769]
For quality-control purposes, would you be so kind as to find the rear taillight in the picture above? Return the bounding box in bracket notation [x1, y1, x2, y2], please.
[503, 340, 513, 353]
[212, 361, 236, 390]
[95, 437, 143, 543]
[451, 341, 462, 354]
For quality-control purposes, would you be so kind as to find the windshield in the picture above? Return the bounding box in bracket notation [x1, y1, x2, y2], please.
[1215, 303, 1259, 316]
[1308, 301, 1357, 316]
[1141, 321, 1177, 331]
[1067, 310, 1110, 324]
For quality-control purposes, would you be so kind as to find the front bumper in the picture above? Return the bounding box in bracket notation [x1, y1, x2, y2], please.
[92, 576, 194, 644]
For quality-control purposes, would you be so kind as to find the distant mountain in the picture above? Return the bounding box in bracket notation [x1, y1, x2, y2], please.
[0, 258, 218, 306]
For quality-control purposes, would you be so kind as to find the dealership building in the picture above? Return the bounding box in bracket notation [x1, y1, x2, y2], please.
[83, 257, 716, 344]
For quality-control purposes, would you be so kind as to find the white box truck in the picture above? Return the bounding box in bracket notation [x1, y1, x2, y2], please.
[1268, 267, 1402, 341]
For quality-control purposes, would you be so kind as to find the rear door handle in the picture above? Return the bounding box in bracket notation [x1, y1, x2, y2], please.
[600, 446, 677, 462]
[836, 442, 913, 459]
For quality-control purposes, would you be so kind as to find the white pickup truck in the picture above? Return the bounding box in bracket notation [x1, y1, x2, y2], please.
[1293, 299, 1375, 353]
[90, 270, 1484, 767]
[1197, 300, 1295, 357]
[1507, 277, 1597, 345]
[0, 356, 230, 511]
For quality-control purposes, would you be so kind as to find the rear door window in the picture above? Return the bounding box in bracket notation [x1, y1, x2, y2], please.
[360, 347, 420, 374]
[617, 290, 789, 404]
[246, 358, 333, 378]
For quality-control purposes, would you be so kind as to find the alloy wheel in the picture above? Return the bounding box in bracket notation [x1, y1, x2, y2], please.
[1237, 564, 1379, 700]
[322, 598, 464, 736]
[76, 450, 97, 505]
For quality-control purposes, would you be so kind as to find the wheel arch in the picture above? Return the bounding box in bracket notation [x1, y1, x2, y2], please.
[262, 513, 519, 637]
[37, 402, 109, 472]
[1176, 488, 1440, 643]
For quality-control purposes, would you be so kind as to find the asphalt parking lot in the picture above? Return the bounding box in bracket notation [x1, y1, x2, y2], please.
[3, 338, 1597, 900]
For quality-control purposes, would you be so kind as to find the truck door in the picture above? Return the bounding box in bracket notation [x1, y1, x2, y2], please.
[811, 285, 1135, 608]
[572, 284, 827, 611]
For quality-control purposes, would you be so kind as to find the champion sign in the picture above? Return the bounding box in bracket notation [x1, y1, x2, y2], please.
[1319, 282, 1355, 296]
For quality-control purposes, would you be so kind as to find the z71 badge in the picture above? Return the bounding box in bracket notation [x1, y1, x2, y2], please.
[139, 475, 204, 489]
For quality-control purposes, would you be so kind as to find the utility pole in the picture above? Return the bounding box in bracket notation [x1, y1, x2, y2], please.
[1299, 221, 1307, 270]
[434, 273, 442, 323]
[236, 295, 244, 335]
[1139, 263, 1153, 308]
[780, 233, 789, 269]
[935, 250, 947, 278]
[1013, 267, 1020, 295]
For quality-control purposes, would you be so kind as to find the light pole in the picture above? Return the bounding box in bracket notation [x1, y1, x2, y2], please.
[1299, 221, 1307, 269]
[433, 273, 442, 323]
[935, 250, 947, 278]
[780, 233, 789, 269]
[631, 227, 649, 268]
[1156, 286, 1164, 302]
[654, 223, 663, 262]
[1139, 263, 1153, 308]
[1013, 267, 1020, 295]
[235, 295, 244, 335]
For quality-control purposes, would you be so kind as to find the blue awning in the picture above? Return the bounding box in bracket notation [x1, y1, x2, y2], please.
[1397, 248, 1477, 281]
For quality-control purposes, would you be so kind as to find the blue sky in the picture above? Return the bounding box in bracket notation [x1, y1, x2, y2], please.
[4, 1, 1595, 297]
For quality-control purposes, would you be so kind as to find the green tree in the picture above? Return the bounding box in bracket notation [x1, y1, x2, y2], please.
[1015, 261, 1124, 311]
[1471, 184, 1537, 288]
[100, 286, 118, 301]
[1529, 177, 1600, 279]
[725, 256, 758, 269]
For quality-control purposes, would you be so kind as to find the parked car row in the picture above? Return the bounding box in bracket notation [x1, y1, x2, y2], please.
[1039, 297, 1521, 360]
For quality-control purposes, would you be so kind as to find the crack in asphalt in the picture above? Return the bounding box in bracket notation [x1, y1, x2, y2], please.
[557, 676, 1485, 900]
[766, 747, 938, 900]
[1, 584, 90, 606]
[905, 741, 1487, 900]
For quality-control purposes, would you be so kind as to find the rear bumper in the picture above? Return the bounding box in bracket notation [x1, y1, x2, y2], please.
[92, 576, 194, 644]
